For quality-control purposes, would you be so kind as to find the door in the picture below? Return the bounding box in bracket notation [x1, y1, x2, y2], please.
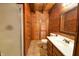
[0, 4, 23, 56]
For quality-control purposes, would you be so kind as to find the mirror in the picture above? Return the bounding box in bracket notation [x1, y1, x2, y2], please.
[60, 6, 77, 35]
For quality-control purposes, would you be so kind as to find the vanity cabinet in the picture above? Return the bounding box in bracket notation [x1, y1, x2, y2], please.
[53, 45, 64, 56]
[47, 39, 64, 56]
[47, 39, 53, 56]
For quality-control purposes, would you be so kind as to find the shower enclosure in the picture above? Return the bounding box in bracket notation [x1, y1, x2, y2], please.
[0, 4, 23, 56]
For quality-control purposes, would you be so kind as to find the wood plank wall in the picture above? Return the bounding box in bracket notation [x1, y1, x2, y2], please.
[49, 3, 77, 36]
[31, 11, 49, 40]
[41, 11, 49, 39]
[64, 8, 77, 33]
[74, 4, 79, 56]
[49, 4, 62, 33]
[31, 11, 41, 40]
[23, 4, 32, 55]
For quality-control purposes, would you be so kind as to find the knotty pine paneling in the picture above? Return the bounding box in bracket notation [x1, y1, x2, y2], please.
[31, 11, 40, 40]
[23, 4, 32, 55]
[49, 4, 62, 33]
[64, 8, 77, 33]
[49, 3, 77, 38]
[41, 11, 49, 39]
[31, 11, 49, 40]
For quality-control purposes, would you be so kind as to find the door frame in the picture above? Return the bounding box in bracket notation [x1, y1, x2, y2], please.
[73, 3, 79, 56]
[17, 4, 24, 56]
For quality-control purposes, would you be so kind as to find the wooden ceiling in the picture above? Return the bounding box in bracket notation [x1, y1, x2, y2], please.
[29, 3, 55, 12]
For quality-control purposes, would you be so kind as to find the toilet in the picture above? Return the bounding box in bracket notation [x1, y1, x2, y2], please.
[41, 39, 48, 49]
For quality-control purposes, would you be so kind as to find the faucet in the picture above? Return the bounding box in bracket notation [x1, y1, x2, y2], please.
[63, 39, 70, 44]
[56, 34, 58, 36]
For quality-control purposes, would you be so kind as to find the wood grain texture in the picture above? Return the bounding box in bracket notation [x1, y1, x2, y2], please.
[63, 8, 77, 33]
[23, 4, 32, 55]
[29, 3, 55, 12]
[44, 3, 55, 11]
[31, 11, 41, 40]
[31, 11, 49, 40]
[49, 4, 62, 33]
[40, 11, 49, 39]
[49, 3, 77, 35]
[34, 3, 44, 12]
[74, 4, 79, 56]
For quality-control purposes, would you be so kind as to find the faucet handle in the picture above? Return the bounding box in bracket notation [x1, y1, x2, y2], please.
[63, 39, 70, 44]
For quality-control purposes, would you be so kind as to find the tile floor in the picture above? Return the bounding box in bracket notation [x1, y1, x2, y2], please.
[27, 40, 47, 56]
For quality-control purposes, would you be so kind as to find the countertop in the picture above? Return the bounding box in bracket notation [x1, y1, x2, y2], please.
[47, 35, 74, 56]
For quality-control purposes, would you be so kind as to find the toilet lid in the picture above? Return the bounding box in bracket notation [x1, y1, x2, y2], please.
[41, 39, 47, 43]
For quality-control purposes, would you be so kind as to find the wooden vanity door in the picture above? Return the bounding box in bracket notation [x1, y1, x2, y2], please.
[75, 43, 79, 55]
[53, 46, 64, 56]
[47, 39, 53, 56]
